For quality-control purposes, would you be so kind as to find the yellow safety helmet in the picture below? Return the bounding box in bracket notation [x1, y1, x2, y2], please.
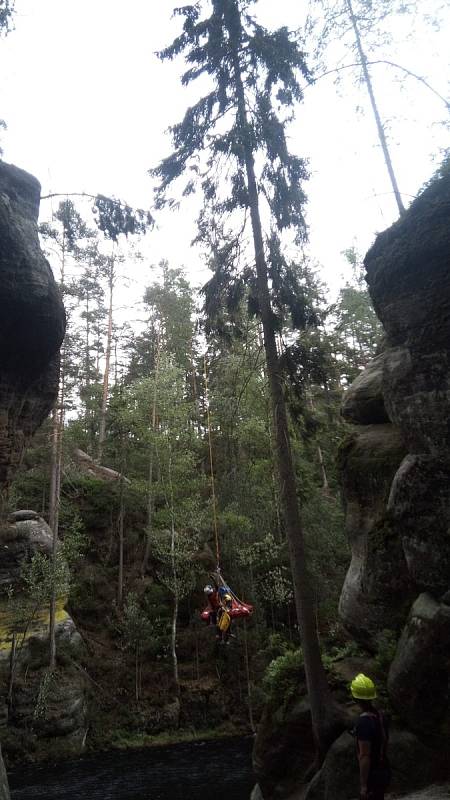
[350, 673, 377, 700]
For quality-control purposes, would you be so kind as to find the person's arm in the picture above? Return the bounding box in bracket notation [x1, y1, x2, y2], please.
[358, 740, 371, 799]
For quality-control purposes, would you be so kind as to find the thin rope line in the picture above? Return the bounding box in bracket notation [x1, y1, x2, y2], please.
[204, 356, 220, 567]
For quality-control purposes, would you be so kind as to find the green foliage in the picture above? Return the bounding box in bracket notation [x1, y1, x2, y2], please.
[262, 648, 304, 705]
[34, 669, 56, 720]
[375, 629, 398, 673]
[0, 0, 14, 37]
[321, 639, 365, 670]
[21, 550, 69, 607]
[93, 195, 153, 242]
[122, 592, 154, 652]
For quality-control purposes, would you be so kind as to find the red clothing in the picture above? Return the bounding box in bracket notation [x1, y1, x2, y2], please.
[207, 590, 220, 611]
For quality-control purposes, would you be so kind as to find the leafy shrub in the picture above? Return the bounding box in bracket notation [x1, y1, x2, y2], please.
[375, 629, 397, 673]
[262, 648, 304, 706]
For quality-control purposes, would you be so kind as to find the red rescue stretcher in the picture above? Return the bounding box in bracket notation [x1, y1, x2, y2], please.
[201, 597, 253, 621]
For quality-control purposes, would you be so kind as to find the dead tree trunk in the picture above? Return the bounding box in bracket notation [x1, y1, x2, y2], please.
[345, 0, 405, 216]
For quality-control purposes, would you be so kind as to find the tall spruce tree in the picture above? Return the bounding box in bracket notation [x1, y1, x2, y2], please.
[153, 0, 340, 758]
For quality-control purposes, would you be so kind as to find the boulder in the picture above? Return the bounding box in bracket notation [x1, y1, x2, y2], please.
[341, 352, 389, 425]
[8, 668, 86, 749]
[388, 593, 450, 733]
[0, 513, 54, 591]
[0, 511, 87, 756]
[0, 162, 65, 487]
[0, 513, 63, 658]
[72, 448, 131, 483]
[253, 695, 315, 799]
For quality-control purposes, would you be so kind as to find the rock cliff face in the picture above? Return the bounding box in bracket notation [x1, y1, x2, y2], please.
[340, 171, 450, 738]
[0, 163, 66, 798]
[0, 162, 65, 488]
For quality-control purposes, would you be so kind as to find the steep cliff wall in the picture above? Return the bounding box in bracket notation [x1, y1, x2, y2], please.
[0, 163, 66, 799]
[340, 170, 450, 738]
[0, 162, 65, 488]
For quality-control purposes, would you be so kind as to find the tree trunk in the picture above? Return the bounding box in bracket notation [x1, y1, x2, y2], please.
[141, 332, 161, 575]
[135, 644, 139, 702]
[345, 0, 405, 216]
[8, 632, 16, 708]
[84, 288, 91, 437]
[48, 407, 59, 671]
[167, 440, 180, 694]
[117, 471, 125, 609]
[308, 389, 330, 493]
[98, 254, 114, 463]
[48, 233, 67, 671]
[317, 444, 330, 494]
[228, 11, 337, 760]
[171, 589, 179, 691]
[243, 620, 255, 733]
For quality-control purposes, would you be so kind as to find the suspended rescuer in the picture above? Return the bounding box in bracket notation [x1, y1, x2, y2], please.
[203, 584, 220, 628]
[351, 674, 390, 800]
[217, 591, 233, 644]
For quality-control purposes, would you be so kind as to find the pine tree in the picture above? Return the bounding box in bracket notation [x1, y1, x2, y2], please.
[153, 0, 341, 759]
[0, 1, 15, 37]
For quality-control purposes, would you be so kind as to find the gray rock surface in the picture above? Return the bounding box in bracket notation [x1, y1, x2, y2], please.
[341, 352, 389, 425]
[0, 746, 9, 800]
[388, 455, 450, 593]
[0, 512, 55, 591]
[0, 164, 66, 788]
[339, 172, 450, 649]
[0, 513, 87, 749]
[338, 424, 410, 647]
[304, 728, 441, 800]
[333, 170, 450, 794]
[388, 593, 450, 732]
[0, 161, 65, 487]
[253, 694, 314, 799]
[391, 787, 450, 800]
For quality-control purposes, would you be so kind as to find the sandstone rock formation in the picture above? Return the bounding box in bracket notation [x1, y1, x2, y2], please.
[339, 170, 450, 739]
[0, 163, 66, 796]
[0, 162, 65, 488]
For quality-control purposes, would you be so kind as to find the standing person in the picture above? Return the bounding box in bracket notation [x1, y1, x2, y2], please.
[351, 674, 391, 800]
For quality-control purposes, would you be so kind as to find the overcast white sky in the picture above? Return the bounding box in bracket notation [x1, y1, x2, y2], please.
[0, 0, 449, 309]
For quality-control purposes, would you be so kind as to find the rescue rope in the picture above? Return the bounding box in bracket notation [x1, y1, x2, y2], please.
[203, 357, 252, 614]
[203, 356, 220, 568]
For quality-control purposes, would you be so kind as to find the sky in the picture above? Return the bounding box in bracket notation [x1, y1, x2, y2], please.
[0, 0, 449, 312]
